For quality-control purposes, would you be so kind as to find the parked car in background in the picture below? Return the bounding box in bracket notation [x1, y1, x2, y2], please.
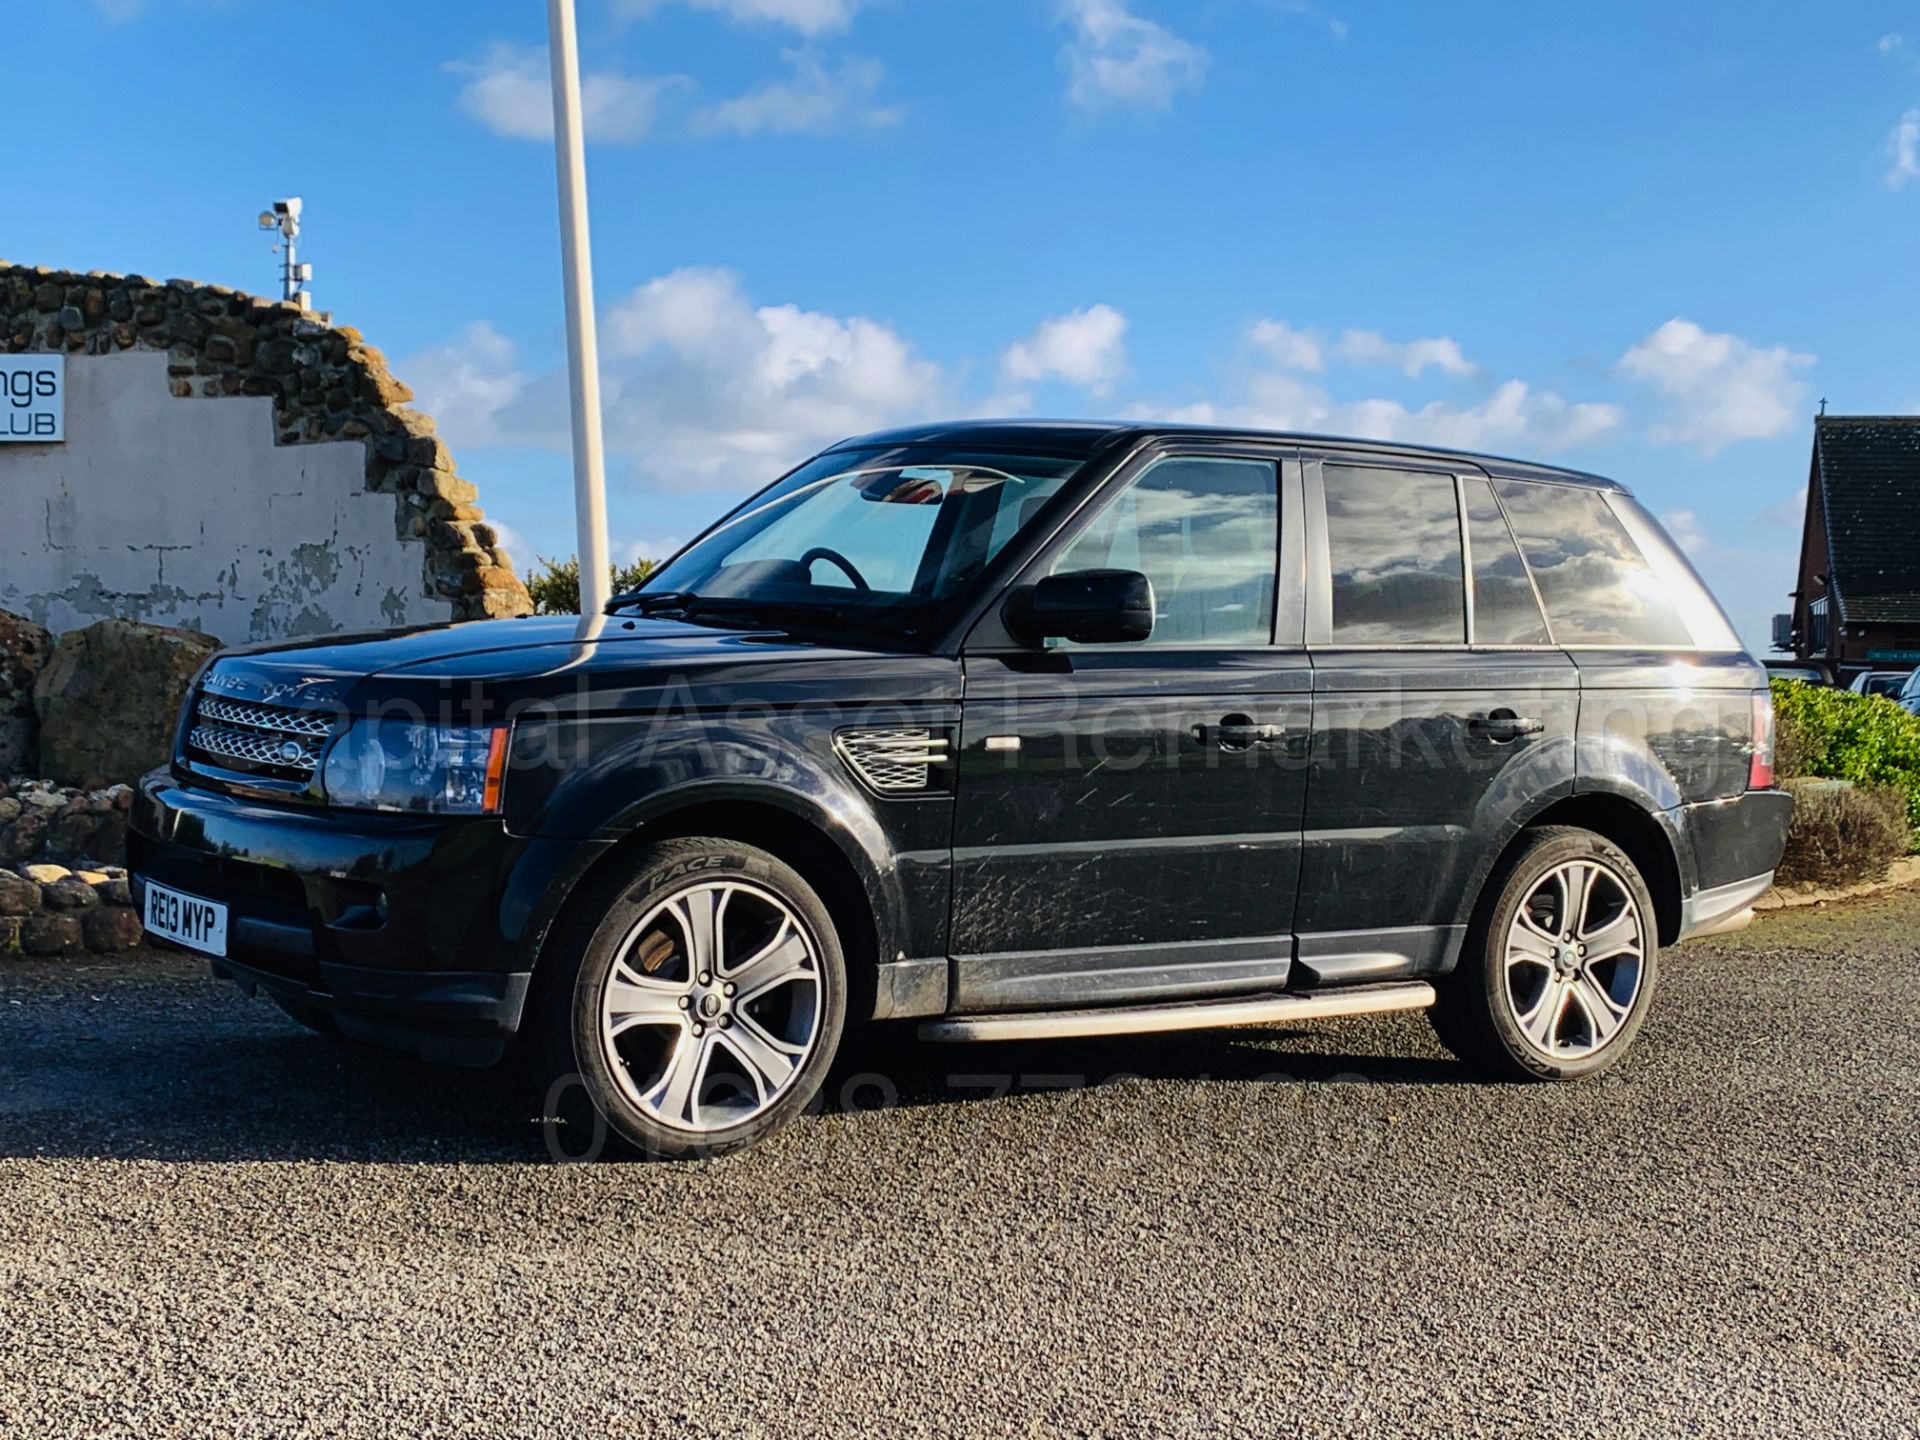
[128, 422, 1793, 1159]
[1898, 669, 1920, 716]
[1766, 658, 1838, 687]
[1849, 669, 1913, 699]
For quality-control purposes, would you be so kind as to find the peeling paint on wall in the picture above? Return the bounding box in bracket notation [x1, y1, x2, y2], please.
[0, 261, 532, 643]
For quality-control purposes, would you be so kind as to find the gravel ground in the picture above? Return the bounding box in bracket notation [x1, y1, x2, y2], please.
[2, 892, 1918, 1439]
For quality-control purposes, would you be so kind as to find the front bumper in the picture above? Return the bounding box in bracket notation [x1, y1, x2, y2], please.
[128, 770, 558, 1065]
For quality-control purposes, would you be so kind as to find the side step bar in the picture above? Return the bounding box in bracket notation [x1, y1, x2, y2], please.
[918, 982, 1437, 1043]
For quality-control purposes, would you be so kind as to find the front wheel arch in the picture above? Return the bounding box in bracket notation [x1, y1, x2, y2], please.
[530, 797, 884, 1028]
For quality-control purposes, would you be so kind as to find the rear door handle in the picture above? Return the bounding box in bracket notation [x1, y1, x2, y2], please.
[1194, 716, 1283, 750]
[1469, 711, 1544, 741]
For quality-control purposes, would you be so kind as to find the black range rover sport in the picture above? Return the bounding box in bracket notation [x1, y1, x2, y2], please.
[129, 422, 1792, 1158]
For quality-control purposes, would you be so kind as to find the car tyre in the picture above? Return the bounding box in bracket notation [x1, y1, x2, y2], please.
[1430, 826, 1659, 1081]
[528, 837, 848, 1161]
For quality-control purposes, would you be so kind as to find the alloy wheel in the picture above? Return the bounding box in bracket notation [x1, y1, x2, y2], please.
[1502, 859, 1646, 1061]
[598, 879, 825, 1134]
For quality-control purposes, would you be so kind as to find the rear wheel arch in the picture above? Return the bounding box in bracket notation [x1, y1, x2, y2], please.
[1493, 793, 1685, 946]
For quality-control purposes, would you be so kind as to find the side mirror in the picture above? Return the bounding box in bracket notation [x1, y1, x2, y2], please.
[1009, 568, 1155, 645]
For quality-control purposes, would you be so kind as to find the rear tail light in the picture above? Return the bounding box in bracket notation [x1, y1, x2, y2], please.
[1749, 691, 1776, 790]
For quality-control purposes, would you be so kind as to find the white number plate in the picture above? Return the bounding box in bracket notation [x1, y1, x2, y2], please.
[142, 880, 229, 957]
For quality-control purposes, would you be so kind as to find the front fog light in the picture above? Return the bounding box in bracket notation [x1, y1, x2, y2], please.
[322, 721, 510, 815]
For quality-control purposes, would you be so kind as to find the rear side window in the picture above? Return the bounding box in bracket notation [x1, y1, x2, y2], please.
[1324, 466, 1464, 644]
[1493, 481, 1691, 647]
[1462, 479, 1551, 645]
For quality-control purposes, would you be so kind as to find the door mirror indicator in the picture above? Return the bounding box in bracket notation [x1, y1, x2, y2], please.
[1009, 569, 1155, 645]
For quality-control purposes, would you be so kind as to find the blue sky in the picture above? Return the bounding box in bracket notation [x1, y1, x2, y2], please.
[9, 0, 1920, 649]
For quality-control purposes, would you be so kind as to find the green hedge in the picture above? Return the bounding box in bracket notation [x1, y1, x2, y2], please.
[523, 555, 658, 615]
[1771, 677, 1920, 844]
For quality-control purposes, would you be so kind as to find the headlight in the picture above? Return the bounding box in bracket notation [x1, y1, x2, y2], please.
[321, 720, 509, 815]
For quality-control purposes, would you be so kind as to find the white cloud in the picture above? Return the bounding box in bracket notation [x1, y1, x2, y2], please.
[1619, 318, 1815, 452]
[398, 322, 545, 451]
[1248, 320, 1324, 372]
[448, 44, 688, 144]
[412, 268, 951, 495]
[616, 0, 862, 34]
[1879, 33, 1905, 56]
[1759, 486, 1808, 529]
[1000, 305, 1130, 395]
[1661, 509, 1708, 556]
[1886, 109, 1920, 188]
[1337, 328, 1475, 378]
[1057, 0, 1209, 112]
[1129, 372, 1620, 455]
[689, 51, 902, 136]
[91, 0, 144, 20]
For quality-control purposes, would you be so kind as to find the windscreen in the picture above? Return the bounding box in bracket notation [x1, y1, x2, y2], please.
[640, 449, 1084, 635]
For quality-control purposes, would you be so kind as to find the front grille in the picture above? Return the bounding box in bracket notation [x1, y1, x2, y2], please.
[834, 728, 952, 794]
[184, 694, 335, 779]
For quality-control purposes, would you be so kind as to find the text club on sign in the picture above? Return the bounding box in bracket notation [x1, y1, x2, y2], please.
[1, 354, 64, 442]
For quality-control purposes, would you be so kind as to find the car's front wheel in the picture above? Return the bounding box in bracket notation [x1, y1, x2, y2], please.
[530, 838, 847, 1160]
[1431, 826, 1659, 1080]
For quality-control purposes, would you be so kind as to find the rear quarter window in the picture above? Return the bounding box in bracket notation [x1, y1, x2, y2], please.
[1493, 481, 1693, 647]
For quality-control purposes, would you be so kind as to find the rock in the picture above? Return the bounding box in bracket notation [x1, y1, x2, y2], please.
[0, 916, 19, 955]
[82, 809, 129, 866]
[43, 876, 100, 911]
[74, 870, 109, 884]
[0, 797, 18, 824]
[20, 914, 82, 957]
[0, 871, 40, 916]
[1, 812, 47, 862]
[20, 863, 70, 885]
[21, 788, 63, 811]
[0, 609, 53, 776]
[99, 877, 133, 906]
[33, 619, 220, 787]
[82, 905, 144, 954]
[46, 807, 98, 856]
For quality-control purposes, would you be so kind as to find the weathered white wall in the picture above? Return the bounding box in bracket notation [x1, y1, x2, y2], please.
[0, 351, 447, 643]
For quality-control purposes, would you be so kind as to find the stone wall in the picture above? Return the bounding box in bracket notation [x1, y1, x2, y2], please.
[0, 262, 532, 641]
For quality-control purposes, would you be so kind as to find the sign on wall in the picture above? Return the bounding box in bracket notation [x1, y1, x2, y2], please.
[1, 355, 64, 442]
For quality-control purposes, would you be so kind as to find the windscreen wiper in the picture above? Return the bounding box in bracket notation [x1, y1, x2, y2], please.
[671, 597, 904, 643]
[604, 590, 697, 616]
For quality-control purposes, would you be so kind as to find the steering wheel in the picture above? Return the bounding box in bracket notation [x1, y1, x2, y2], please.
[797, 546, 871, 592]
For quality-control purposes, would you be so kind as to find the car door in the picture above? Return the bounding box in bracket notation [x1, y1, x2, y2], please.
[1294, 457, 1578, 985]
[947, 446, 1312, 1013]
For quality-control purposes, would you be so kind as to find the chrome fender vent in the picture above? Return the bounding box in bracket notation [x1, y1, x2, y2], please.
[834, 727, 952, 795]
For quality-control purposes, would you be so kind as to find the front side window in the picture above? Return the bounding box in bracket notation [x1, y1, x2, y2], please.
[1494, 481, 1690, 647]
[642, 448, 1082, 636]
[1324, 466, 1465, 644]
[1051, 455, 1278, 646]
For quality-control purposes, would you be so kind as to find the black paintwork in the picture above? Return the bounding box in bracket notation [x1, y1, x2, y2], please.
[129, 421, 1792, 1059]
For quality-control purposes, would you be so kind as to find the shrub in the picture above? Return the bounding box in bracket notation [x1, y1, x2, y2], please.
[1771, 677, 1920, 843]
[1774, 778, 1911, 888]
[524, 555, 657, 615]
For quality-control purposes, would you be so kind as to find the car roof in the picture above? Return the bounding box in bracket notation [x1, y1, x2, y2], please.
[827, 419, 1625, 491]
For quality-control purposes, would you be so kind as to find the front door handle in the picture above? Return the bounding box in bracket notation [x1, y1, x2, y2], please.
[1194, 715, 1282, 751]
[1470, 710, 1544, 742]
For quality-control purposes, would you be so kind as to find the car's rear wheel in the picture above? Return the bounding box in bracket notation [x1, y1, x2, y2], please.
[1431, 826, 1658, 1080]
[529, 838, 847, 1160]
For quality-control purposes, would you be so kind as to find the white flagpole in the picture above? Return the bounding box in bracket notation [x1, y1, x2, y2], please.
[547, 0, 613, 615]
